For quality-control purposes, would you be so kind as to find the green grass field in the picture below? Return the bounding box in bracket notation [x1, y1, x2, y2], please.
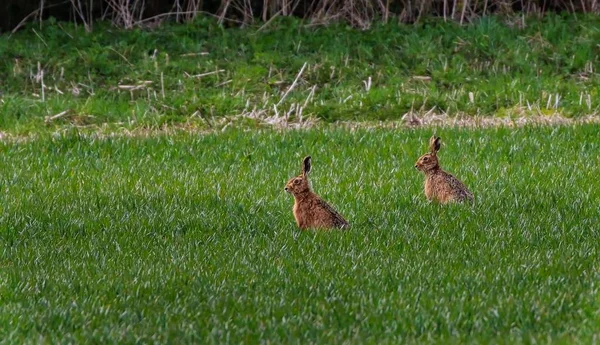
[1, 14, 600, 134]
[1, 125, 599, 343]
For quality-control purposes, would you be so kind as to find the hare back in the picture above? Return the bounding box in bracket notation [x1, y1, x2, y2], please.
[293, 194, 348, 229]
[425, 170, 473, 203]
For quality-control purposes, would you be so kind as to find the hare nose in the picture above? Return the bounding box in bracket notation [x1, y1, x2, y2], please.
[414, 164, 418, 168]
[284, 187, 288, 191]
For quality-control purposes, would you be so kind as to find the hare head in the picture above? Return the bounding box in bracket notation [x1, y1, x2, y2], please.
[415, 136, 441, 172]
[285, 156, 312, 196]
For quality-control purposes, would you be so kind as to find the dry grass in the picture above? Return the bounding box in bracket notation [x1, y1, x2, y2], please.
[1, 112, 598, 144]
[6, 0, 599, 32]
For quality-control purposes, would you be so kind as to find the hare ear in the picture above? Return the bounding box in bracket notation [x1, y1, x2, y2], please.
[302, 156, 312, 176]
[429, 136, 441, 154]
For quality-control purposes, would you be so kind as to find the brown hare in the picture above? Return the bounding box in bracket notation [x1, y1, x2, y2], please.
[415, 136, 474, 203]
[284, 156, 349, 230]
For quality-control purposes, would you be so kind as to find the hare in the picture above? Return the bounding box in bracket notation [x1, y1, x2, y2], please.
[415, 136, 474, 203]
[284, 156, 349, 229]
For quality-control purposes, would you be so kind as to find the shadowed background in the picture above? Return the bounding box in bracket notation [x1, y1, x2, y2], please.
[2, 0, 599, 33]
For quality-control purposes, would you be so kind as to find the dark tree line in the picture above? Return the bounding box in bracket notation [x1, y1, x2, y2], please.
[2, 0, 597, 32]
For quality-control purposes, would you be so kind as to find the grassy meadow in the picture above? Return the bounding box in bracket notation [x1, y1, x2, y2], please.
[1, 125, 599, 343]
[1, 14, 600, 134]
[1, 12, 600, 344]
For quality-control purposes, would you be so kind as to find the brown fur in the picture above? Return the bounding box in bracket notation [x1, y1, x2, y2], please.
[415, 136, 474, 203]
[284, 156, 349, 230]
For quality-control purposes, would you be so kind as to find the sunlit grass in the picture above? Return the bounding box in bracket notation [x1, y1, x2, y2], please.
[0, 125, 599, 343]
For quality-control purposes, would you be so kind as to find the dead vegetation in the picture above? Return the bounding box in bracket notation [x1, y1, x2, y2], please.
[1, 111, 598, 144]
[5, 0, 600, 33]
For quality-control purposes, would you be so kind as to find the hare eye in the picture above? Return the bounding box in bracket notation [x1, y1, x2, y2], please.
[423, 157, 429, 161]
[294, 179, 301, 184]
